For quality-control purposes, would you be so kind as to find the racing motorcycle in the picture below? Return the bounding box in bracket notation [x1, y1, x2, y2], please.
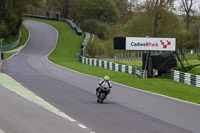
[96, 84, 110, 104]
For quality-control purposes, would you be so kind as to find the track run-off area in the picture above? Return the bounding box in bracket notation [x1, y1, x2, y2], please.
[1, 20, 200, 133]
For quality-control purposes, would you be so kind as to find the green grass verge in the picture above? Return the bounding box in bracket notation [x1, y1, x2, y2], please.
[14, 24, 29, 49]
[99, 58, 142, 68]
[0, 73, 70, 118]
[24, 18, 84, 63]
[25, 18, 200, 104]
[185, 53, 199, 60]
[4, 54, 13, 59]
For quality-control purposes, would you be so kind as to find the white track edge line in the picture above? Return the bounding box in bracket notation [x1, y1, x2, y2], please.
[1, 20, 77, 122]
[46, 55, 200, 107]
[0, 129, 5, 133]
[77, 124, 87, 129]
[1, 20, 97, 132]
[1, 73, 76, 122]
[45, 24, 200, 107]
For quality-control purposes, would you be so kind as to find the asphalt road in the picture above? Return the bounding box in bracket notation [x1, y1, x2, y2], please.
[0, 84, 92, 133]
[2, 20, 200, 133]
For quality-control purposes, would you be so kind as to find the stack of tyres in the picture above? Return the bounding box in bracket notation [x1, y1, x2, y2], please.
[142, 53, 177, 78]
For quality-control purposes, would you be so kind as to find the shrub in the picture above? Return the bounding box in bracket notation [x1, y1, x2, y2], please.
[87, 37, 114, 58]
[81, 19, 112, 40]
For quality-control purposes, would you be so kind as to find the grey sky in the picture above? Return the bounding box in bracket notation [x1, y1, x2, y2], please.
[174, 0, 200, 15]
[133, 0, 200, 15]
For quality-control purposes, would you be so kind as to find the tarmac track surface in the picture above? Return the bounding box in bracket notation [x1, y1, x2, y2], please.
[2, 20, 200, 133]
[0, 84, 92, 133]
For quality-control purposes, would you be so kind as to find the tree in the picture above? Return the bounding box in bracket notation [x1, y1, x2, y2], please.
[180, 0, 194, 31]
[0, 0, 40, 38]
[123, 1, 181, 38]
[113, 0, 134, 23]
[68, 0, 84, 20]
[123, 12, 154, 37]
[26, 0, 47, 16]
[144, 0, 175, 37]
[80, 0, 120, 24]
[45, 0, 83, 19]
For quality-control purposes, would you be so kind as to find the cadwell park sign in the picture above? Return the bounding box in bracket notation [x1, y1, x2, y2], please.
[114, 37, 176, 51]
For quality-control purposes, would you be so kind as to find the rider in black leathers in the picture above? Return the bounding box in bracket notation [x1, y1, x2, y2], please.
[96, 76, 112, 96]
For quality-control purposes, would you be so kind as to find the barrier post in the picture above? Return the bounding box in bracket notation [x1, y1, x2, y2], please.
[0, 39, 4, 62]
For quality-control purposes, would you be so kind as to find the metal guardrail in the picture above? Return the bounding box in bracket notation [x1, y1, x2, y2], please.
[23, 14, 92, 58]
[23, 14, 59, 21]
[81, 32, 90, 56]
[23, 14, 83, 36]
[0, 32, 21, 52]
[1, 37, 20, 51]
[59, 18, 82, 35]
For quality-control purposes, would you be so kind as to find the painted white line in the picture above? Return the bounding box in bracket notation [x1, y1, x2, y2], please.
[113, 81, 200, 106]
[12, 19, 199, 133]
[1, 20, 96, 133]
[45, 27, 200, 107]
[1, 73, 76, 122]
[1, 21, 76, 122]
[44, 30, 200, 107]
[77, 124, 87, 129]
[42, 21, 200, 107]
[0, 129, 5, 133]
[45, 49, 200, 107]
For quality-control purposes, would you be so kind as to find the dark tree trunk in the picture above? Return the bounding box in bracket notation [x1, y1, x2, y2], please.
[186, 12, 190, 31]
[154, 14, 158, 37]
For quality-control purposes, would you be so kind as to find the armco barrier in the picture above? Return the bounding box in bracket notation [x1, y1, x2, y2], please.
[59, 18, 82, 35]
[23, 14, 82, 36]
[1, 32, 20, 51]
[171, 70, 200, 87]
[79, 56, 145, 78]
[81, 32, 90, 56]
[23, 14, 90, 57]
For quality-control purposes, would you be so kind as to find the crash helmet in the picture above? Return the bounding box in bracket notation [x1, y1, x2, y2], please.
[104, 76, 110, 81]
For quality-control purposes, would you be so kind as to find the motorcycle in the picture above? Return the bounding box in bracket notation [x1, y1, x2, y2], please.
[97, 84, 110, 104]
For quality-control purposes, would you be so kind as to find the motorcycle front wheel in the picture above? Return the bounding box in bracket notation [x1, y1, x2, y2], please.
[99, 92, 106, 103]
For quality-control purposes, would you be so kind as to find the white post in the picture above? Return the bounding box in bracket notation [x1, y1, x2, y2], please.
[121, 51, 123, 61]
[199, 28, 200, 60]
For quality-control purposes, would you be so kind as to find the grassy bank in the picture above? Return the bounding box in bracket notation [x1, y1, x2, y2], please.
[24, 18, 84, 63]
[25, 18, 200, 104]
[15, 24, 29, 49]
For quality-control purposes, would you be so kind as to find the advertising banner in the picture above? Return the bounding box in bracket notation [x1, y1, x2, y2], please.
[126, 37, 176, 51]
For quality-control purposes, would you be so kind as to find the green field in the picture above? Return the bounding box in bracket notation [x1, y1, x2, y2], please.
[25, 18, 200, 104]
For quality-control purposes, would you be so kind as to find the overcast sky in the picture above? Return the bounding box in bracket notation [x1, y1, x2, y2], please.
[132, 0, 200, 15]
[174, 0, 200, 15]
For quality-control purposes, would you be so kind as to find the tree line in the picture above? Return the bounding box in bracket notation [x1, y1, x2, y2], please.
[0, 0, 200, 51]
[0, 0, 40, 40]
